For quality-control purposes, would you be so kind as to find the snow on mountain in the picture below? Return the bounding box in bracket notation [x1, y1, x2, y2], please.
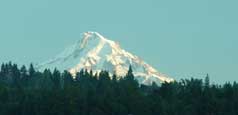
[37, 32, 174, 85]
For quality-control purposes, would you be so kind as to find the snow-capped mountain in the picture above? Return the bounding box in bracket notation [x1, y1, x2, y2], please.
[37, 32, 174, 85]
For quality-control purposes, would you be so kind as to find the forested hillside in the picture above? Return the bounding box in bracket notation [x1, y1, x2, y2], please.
[0, 62, 238, 115]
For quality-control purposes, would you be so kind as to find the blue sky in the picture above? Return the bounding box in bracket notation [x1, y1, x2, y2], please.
[0, 0, 237, 83]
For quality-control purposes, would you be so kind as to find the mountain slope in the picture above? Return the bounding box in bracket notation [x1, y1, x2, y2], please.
[37, 32, 174, 85]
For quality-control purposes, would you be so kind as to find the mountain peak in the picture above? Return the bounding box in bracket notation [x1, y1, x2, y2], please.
[78, 31, 115, 49]
[82, 31, 104, 40]
[38, 32, 174, 85]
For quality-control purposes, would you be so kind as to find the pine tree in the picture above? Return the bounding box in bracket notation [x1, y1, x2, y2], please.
[63, 70, 73, 89]
[29, 63, 35, 77]
[112, 73, 117, 82]
[204, 74, 210, 88]
[52, 68, 61, 89]
[124, 65, 139, 89]
[41, 69, 53, 90]
[76, 69, 84, 82]
[0, 63, 6, 81]
[11, 64, 21, 88]
[126, 65, 134, 80]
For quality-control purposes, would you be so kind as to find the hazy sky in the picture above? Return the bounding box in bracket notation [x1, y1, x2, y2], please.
[0, 0, 237, 83]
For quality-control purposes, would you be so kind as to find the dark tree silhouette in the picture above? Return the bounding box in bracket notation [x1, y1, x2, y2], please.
[0, 62, 237, 115]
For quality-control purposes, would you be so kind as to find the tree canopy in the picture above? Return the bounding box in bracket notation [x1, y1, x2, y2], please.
[0, 62, 237, 115]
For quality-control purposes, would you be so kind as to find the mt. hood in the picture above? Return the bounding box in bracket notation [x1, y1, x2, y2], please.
[38, 32, 173, 85]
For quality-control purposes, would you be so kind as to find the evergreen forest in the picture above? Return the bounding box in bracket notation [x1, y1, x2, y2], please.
[0, 62, 238, 115]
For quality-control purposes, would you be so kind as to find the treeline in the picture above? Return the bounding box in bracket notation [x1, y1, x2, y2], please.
[0, 62, 238, 115]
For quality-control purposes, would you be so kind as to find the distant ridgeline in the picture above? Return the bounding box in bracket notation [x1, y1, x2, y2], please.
[0, 62, 238, 115]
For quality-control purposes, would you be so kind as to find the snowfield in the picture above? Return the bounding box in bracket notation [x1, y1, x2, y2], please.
[37, 32, 174, 85]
